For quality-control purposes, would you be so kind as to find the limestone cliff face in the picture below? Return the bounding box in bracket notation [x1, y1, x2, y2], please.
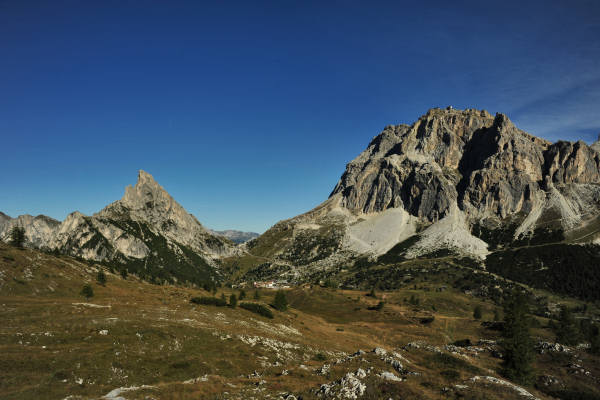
[252, 108, 600, 271]
[331, 108, 600, 228]
[0, 214, 60, 249]
[97, 170, 233, 257]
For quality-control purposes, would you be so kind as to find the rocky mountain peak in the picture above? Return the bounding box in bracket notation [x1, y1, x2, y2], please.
[591, 134, 600, 153]
[318, 107, 600, 259]
[96, 170, 236, 258]
[121, 170, 172, 212]
[1, 170, 237, 284]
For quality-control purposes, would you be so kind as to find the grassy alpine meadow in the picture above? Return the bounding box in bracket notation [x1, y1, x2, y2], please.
[1, 243, 599, 400]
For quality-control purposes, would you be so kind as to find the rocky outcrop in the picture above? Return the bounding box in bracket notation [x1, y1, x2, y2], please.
[0, 214, 60, 249]
[96, 170, 234, 257]
[251, 107, 600, 273]
[543, 140, 600, 186]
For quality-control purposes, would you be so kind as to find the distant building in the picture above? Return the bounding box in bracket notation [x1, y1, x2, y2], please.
[253, 280, 290, 289]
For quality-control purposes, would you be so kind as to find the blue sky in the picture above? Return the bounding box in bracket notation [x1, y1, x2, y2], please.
[1, 0, 599, 233]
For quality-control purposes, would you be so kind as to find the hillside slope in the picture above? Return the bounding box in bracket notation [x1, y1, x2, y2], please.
[2, 243, 599, 399]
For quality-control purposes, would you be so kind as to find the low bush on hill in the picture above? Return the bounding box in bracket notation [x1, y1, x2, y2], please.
[239, 302, 274, 319]
[190, 296, 227, 307]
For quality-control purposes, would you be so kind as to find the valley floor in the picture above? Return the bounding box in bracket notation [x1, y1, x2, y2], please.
[1, 244, 599, 400]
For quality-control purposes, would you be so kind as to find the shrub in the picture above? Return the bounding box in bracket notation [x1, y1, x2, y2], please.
[273, 290, 288, 311]
[9, 226, 26, 248]
[590, 331, 600, 355]
[80, 284, 94, 299]
[369, 301, 385, 311]
[440, 369, 460, 381]
[254, 290, 261, 300]
[239, 302, 273, 319]
[229, 293, 237, 308]
[120, 269, 128, 279]
[555, 305, 581, 345]
[428, 353, 480, 374]
[324, 278, 337, 289]
[190, 296, 227, 307]
[239, 289, 246, 300]
[473, 305, 483, 320]
[409, 294, 420, 306]
[97, 270, 107, 286]
[493, 309, 501, 321]
[453, 338, 472, 347]
[313, 353, 327, 361]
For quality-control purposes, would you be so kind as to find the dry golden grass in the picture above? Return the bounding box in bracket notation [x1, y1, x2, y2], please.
[1, 243, 598, 399]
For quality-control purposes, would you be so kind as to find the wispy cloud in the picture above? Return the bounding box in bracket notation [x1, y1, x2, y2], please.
[507, 78, 600, 143]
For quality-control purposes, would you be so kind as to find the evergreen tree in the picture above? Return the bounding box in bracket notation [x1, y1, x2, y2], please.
[590, 328, 600, 355]
[97, 270, 107, 286]
[494, 309, 501, 321]
[273, 290, 288, 311]
[229, 293, 237, 308]
[80, 284, 94, 299]
[120, 269, 128, 279]
[220, 293, 226, 302]
[368, 288, 376, 298]
[555, 305, 581, 345]
[9, 226, 26, 248]
[473, 305, 483, 320]
[254, 289, 261, 300]
[239, 289, 246, 300]
[501, 291, 534, 385]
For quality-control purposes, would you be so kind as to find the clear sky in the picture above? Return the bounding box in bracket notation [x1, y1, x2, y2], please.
[1, 0, 599, 233]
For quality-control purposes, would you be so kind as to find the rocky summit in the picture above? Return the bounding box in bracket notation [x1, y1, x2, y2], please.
[331, 107, 600, 240]
[0, 170, 236, 285]
[245, 108, 600, 291]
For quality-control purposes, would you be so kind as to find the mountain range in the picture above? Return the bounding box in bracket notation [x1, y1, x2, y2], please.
[0, 170, 236, 286]
[3, 107, 600, 298]
[210, 229, 259, 244]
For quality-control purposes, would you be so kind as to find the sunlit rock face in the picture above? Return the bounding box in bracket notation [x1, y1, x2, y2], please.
[97, 170, 235, 257]
[0, 171, 236, 279]
[253, 108, 600, 271]
[331, 107, 600, 229]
